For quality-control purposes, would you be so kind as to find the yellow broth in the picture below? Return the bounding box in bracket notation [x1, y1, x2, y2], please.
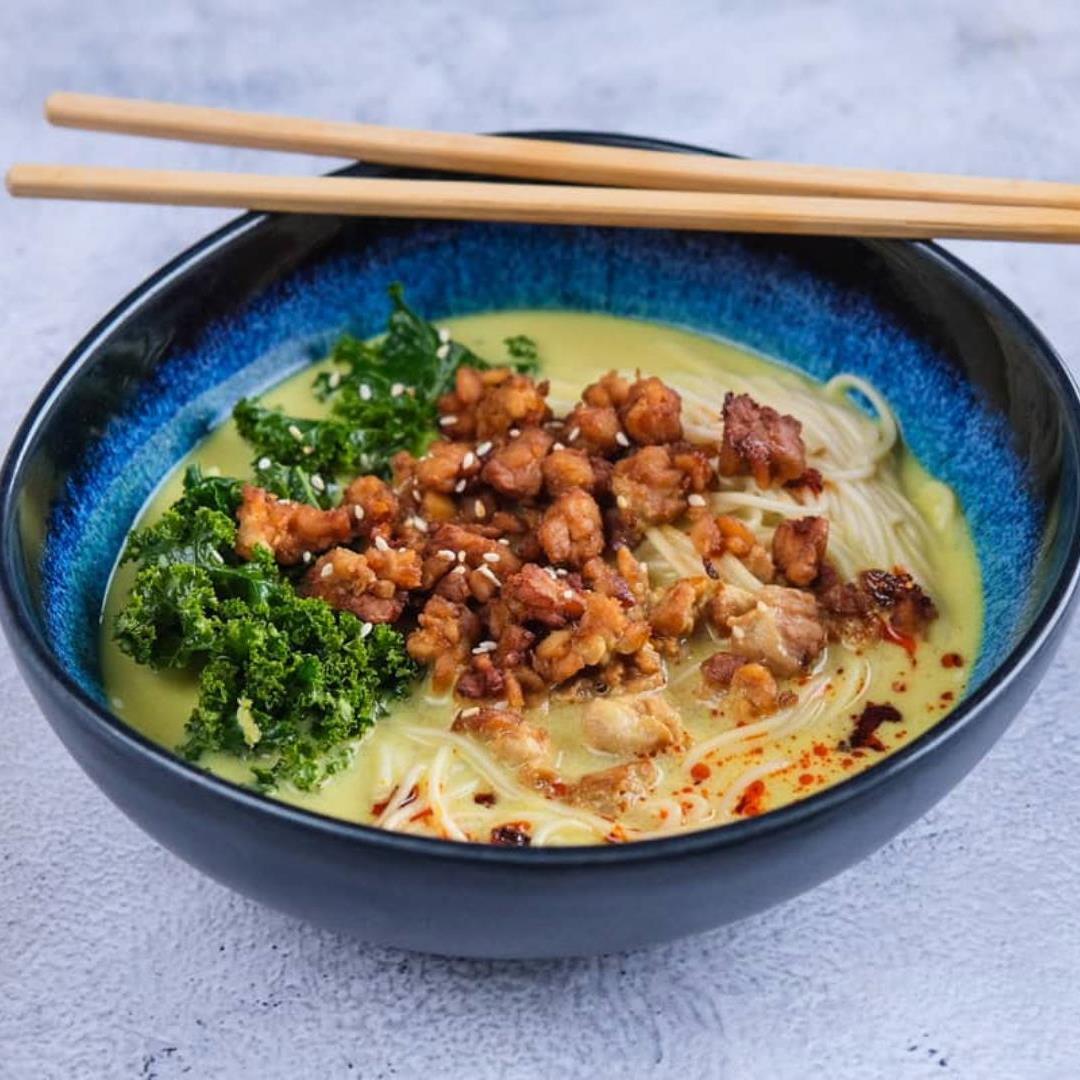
[100, 312, 981, 843]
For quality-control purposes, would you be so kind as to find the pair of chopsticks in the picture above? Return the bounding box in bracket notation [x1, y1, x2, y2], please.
[8, 92, 1080, 242]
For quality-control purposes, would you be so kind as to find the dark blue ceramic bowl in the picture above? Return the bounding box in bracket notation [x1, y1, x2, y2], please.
[3, 133, 1079, 958]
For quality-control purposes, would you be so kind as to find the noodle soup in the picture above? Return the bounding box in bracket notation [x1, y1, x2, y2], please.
[102, 310, 980, 846]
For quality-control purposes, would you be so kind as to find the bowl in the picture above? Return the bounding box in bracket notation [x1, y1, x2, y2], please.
[3, 133, 1079, 959]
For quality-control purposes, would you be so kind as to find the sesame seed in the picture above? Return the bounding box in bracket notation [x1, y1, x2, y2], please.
[438, 327, 451, 344]
[474, 500, 487, 519]
[475, 440, 493, 457]
[497, 538, 511, 546]
[328, 370, 342, 389]
[509, 428, 520, 438]
[411, 516, 429, 532]
[436, 343, 450, 360]
[459, 706, 480, 719]
[562, 589, 574, 600]
[568, 426, 581, 442]
[439, 415, 458, 427]
[310, 474, 326, 492]
[555, 567, 568, 576]
[462, 451, 476, 470]
[472, 640, 497, 655]
[478, 565, 501, 586]
[553, 442, 566, 452]
[616, 495, 629, 509]
[457, 550, 467, 563]
[374, 535, 390, 552]
[320, 563, 334, 579]
[257, 456, 271, 470]
[391, 382, 405, 397]
[352, 505, 365, 521]
[359, 383, 372, 401]
[451, 564, 467, 576]
[482, 552, 500, 563]
[687, 493, 707, 507]
[454, 479, 467, 493]
[437, 548, 456, 560]
[545, 567, 558, 579]
[301, 551, 313, 564]
[360, 622, 373, 639]
[615, 431, 630, 448]
[492, 699, 509, 710]
[288, 424, 304, 441]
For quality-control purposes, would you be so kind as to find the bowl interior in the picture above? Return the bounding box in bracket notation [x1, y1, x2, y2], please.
[6, 164, 1077, 755]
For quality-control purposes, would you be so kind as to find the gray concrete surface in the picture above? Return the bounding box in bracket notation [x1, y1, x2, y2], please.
[2, 2, 1079, 1077]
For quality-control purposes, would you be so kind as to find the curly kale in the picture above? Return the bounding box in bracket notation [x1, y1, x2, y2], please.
[114, 467, 417, 791]
[233, 283, 540, 478]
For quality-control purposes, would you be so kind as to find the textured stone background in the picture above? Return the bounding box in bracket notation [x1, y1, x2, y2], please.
[2, 2, 1080, 1077]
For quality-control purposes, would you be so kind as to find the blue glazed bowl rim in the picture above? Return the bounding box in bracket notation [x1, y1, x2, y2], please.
[3, 130, 1080, 867]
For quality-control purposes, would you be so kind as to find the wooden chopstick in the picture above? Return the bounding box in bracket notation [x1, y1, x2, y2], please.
[10, 163, 1080, 242]
[45, 91, 1080, 211]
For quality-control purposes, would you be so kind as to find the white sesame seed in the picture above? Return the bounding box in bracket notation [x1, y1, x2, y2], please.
[459, 706, 481, 719]
[475, 440, 493, 457]
[391, 382, 405, 397]
[451, 564, 467, 575]
[328, 370, 342, 389]
[288, 424, 303, 441]
[509, 428, 520, 438]
[320, 562, 334, 579]
[562, 589, 574, 600]
[492, 699, 509, 710]
[360, 622, 373, 639]
[437, 548, 456, 560]
[687, 493, 707, 507]
[482, 551, 500, 564]
[457, 550, 467, 563]
[301, 551, 313, 564]
[615, 431, 630, 448]
[462, 451, 476, 470]
[616, 495, 629, 509]
[478, 565, 500, 586]
[310, 474, 326, 492]
[553, 442, 566, 452]
[359, 383, 372, 401]
[374, 535, 390, 552]
[411, 516, 429, 532]
[352, 504, 365, 521]
[436, 343, 450, 360]
[454, 479, 467, 493]
[497, 538, 511, 546]
[439, 415, 458, 427]
[257, 456, 271, 470]
[474, 500, 487, 519]
[567, 426, 581, 442]
[555, 567, 568, 576]
[545, 567, 558, 579]
[471, 640, 497, 655]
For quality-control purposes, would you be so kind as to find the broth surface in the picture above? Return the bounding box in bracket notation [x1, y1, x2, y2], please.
[101, 312, 981, 842]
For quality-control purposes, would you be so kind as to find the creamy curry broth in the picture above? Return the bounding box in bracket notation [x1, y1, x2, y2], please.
[101, 312, 981, 843]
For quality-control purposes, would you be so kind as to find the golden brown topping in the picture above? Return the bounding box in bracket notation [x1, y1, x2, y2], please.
[772, 515, 830, 586]
[413, 440, 479, 494]
[581, 556, 637, 608]
[570, 760, 658, 816]
[474, 372, 552, 440]
[501, 563, 586, 628]
[649, 577, 717, 639]
[539, 489, 605, 568]
[730, 662, 779, 715]
[236, 485, 354, 566]
[301, 546, 418, 624]
[583, 695, 683, 757]
[719, 392, 806, 488]
[726, 585, 826, 677]
[582, 370, 631, 409]
[342, 475, 399, 531]
[565, 403, 623, 456]
[700, 651, 748, 689]
[705, 582, 758, 633]
[407, 595, 481, 692]
[452, 705, 552, 769]
[542, 447, 600, 497]
[481, 426, 553, 499]
[611, 446, 688, 530]
[619, 376, 683, 445]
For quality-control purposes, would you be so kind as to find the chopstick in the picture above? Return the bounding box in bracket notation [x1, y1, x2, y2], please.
[44, 91, 1080, 211]
[10, 163, 1080, 242]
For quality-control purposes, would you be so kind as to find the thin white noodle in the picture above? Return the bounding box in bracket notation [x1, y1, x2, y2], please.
[427, 746, 468, 842]
[373, 763, 426, 827]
